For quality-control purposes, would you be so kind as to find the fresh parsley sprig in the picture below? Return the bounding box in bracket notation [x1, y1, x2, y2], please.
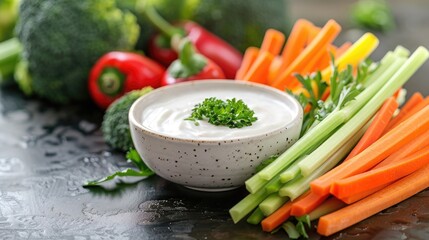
[185, 97, 258, 128]
[290, 58, 374, 137]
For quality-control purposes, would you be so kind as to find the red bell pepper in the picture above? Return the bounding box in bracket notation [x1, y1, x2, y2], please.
[161, 38, 225, 86]
[147, 34, 177, 67]
[88, 51, 164, 109]
[142, 5, 242, 79]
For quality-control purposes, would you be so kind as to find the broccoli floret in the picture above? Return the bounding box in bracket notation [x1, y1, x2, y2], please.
[102, 87, 152, 152]
[16, 0, 140, 104]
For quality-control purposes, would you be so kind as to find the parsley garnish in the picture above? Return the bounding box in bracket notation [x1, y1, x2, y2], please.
[289, 58, 374, 137]
[185, 97, 258, 128]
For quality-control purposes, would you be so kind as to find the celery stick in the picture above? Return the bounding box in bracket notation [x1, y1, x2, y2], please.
[299, 47, 429, 177]
[246, 207, 265, 225]
[265, 174, 283, 194]
[259, 193, 289, 216]
[229, 187, 270, 223]
[280, 157, 304, 183]
[245, 174, 268, 194]
[255, 50, 398, 182]
[308, 197, 346, 221]
[279, 123, 367, 200]
[394, 45, 411, 58]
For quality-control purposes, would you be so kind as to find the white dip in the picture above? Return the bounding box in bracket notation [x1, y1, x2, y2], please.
[141, 82, 299, 140]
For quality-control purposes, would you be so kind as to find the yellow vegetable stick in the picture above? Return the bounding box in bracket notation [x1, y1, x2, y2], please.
[321, 33, 379, 81]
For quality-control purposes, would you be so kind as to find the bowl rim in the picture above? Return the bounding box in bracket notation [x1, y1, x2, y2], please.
[129, 80, 303, 144]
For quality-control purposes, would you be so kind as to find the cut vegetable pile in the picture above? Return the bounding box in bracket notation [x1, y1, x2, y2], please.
[231, 19, 429, 238]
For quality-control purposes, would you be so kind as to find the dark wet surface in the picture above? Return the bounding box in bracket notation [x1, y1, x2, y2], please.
[2, 0, 429, 239]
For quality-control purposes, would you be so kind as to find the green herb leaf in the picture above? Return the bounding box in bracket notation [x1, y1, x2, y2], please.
[83, 148, 154, 189]
[291, 57, 375, 136]
[185, 97, 258, 128]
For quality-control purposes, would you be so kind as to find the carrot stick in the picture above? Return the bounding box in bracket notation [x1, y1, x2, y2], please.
[377, 130, 429, 168]
[235, 47, 260, 80]
[271, 20, 341, 90]
[331, 146, 429, 199]
[300, 45, 334, 76]
[261, 191, 309, 232]
[383, 93, 426, 132]
[268, 56, 283, 84]
[280, 19, 313, 70]
[339, 184, 387, 204]
[344, 97, 398, 161]
[260, 29, 286, 56]
[310, 106, 429, 196]
[290, 191, 329, 217]
[261, 200, 293, 232]
[317, 164, 429, 236]
[242, 51, 274, 84]
[306, 25, 321, 44]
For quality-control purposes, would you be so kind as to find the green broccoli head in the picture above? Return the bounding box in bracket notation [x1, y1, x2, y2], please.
[16, 0, 140, 104]
[102, 87, 153, 152]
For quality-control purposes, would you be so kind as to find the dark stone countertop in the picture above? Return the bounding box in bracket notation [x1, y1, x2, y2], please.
[2, 1, 429, 239]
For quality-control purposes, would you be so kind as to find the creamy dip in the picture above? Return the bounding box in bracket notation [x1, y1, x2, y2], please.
[141, 82, 299, 140]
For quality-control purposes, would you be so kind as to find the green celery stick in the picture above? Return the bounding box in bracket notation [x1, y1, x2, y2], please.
[229, 187, 270, 223]
[265, 174, 283, 194]
[308, 197, 346, 221]
[246, 207, 265, 225]
[245, 174, 268, 194]
[259, 193, 289, 216]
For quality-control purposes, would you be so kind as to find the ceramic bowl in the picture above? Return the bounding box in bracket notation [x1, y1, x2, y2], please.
[129, 80, 303, 192]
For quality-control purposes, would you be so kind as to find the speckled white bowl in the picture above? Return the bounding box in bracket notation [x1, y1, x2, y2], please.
[129, 80, 303, 192]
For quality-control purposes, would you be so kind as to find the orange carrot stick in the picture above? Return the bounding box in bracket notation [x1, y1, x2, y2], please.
[290, 191, 329, 217]
[280, 19, 313, 70]
[310, 106, 429, 196]
[261, 201, 293, 232]
[383, 92, 424, 132]
[260, 29, 286, 56]
[376, 130, 429, 168]
[272, 20, 342, 90]
[339, 184, 387, 204]
[344, 97, 398, 161]
[384, 94, 427, 132]
[331, 146, 429, 199]
[235, 47, 260, 80]
[261, 191, 309, 232]
[306, 25, 321, 44]
[318, 164, 429, 236]
[268, 56, 283, 83]
[242, 51, 274, 84]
